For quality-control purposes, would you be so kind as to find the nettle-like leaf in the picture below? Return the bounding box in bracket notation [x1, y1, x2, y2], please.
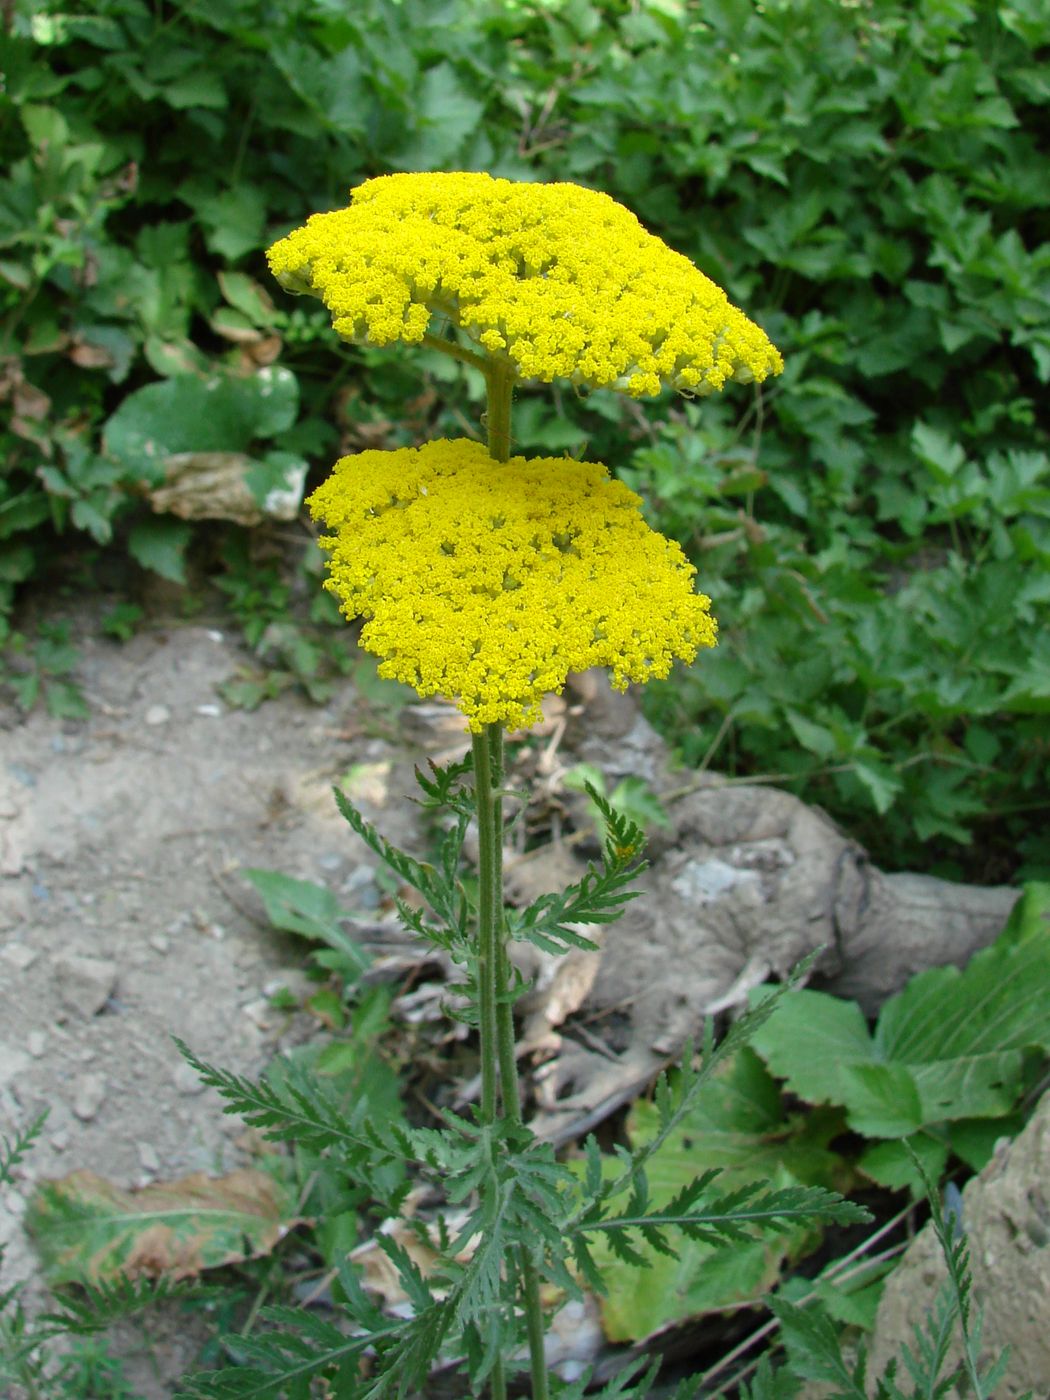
[750, 883, 1050, 1186]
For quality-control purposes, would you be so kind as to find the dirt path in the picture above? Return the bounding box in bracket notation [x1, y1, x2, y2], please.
[0, 602, 419, 1390]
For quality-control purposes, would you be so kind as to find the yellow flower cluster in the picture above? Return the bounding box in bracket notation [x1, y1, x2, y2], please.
[309, 439, 716, 731]
[268, 172, 782, 399]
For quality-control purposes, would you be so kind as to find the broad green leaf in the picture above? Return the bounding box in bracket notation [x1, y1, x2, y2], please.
[856, 1134, 948, 1192]
[752, 886, 1050, 1171]
[127, 517, 191, 583]
[103, 368, 298, 468]
[164, 71, 226, 111]
[217, 271, 276, 326]
[874, 881, 1050, 1122]
[851, 758, 903, 815]
[242, 868, 371, 982]
[786, 711, 837, 759]
[836, 1063, 923, 1138]
[390, 62, 485, 170]
[26, 1168, 299, 1286]
[193, 186, 266, 262]
[749, 989, 875, 1107]
[271, 40, 366, 137]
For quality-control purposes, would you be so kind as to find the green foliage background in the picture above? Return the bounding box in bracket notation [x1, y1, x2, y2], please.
[2, 0, 1048, 874]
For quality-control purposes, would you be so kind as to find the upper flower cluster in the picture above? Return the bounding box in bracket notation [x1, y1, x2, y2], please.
[268, 172, 782, 399]
[308, 439, 716, 730]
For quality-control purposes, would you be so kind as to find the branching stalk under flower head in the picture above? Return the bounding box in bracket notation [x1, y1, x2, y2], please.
[268, 171, 782, 399]
[308, 438, 716, 731]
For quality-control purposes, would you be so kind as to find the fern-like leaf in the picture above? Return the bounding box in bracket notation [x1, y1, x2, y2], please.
[551, 1356, 660, 1399]
[40, 1274, 208, 1336]
[0, 1111, 47, 1187]
[175, 1305, 407, 1399]
[334, 787, 465, 935]
[575, 956, 823, 1221]
[574, 1178, 867, 1268]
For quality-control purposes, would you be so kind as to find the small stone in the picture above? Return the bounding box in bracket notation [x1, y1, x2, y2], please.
[0, 1045, 29, 1088]
[0, 943, 37, 971]
[148, 934, 170, 955]
[262, 970, 313, 1002]
[54, 954, 117, 1016]
[145, 703, 171, 726]
[0, 827, 25, 877]
[73, 1072, 107, 1121]
[137, 1141, 160, 1172]
[173, 1061, 205, 1096]
[191, 909, 224, 939]
[241, 998, 272, 1031]
[195, 703, 222, 717]
[27, 1031, 46, 1058]
[3, 1189, 25, 1218]
[50, 1131, 69, 1151]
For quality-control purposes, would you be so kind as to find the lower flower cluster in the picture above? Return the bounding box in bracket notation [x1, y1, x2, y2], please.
[309, 439, 717, 731]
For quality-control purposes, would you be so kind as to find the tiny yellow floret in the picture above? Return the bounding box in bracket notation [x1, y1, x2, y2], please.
[309, 439, 717, 731]
[268, 172, 782, 399]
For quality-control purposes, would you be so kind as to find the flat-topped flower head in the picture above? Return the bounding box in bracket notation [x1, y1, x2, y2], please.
[309, 438, 716, 731]
[268, 172, 782, 399]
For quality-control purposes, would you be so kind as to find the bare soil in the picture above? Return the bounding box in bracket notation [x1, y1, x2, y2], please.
[0, 598, 421, 1393]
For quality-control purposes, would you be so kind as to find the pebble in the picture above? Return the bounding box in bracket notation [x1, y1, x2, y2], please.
[27, 1031, 46, 1058]
[241, 997, 272, 1030]
[0, 1045, 30, 1088]
[145, 703, 171, 726]
[149, 934, 170, 954]
[343, 864, 381, 909]
[55, 953, 118, 1016]
[262, 970, 313, 1002]
[72, 1072, 107, 1121]
[195, 703, 222, 718]
[50, 1131, 69, 1151]
[0, 943, 37, 971]
[173, 1061, 205, 1096]
[137, 1141, 160, 1172]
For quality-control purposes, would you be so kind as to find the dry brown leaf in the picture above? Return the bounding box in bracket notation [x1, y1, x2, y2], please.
[148, 450, 305, 524]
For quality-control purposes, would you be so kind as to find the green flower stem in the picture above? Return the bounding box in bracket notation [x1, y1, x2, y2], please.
[471, 723, 508, 1400]
[485, 358, 515, 464]
[477, 360, 550, 1400]
[472, 725, 502, 1127]
[420, 331, 489, 374]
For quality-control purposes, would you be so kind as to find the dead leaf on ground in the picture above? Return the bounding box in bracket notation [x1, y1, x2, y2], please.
[148, 450, 306, 524]
[349, 1201, 473, 1313]
[26, 1166, 303, 1285]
